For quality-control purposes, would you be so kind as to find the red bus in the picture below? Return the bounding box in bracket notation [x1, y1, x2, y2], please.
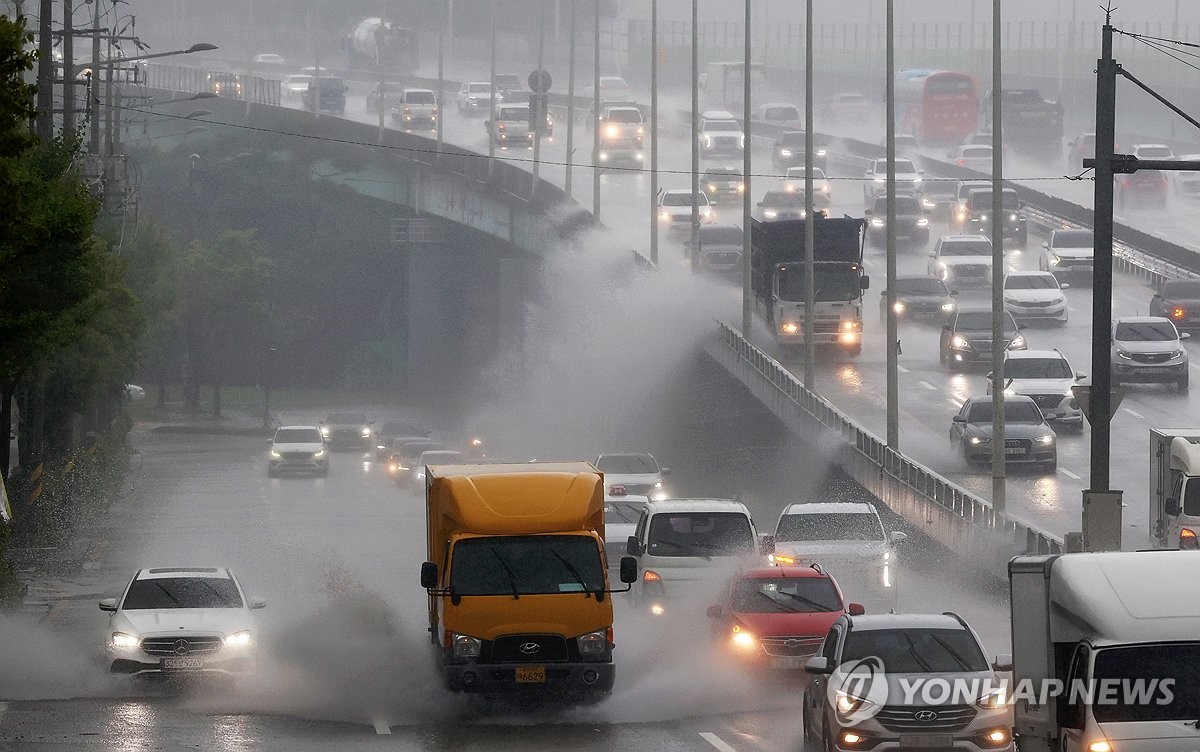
[896, 69, 979, 146]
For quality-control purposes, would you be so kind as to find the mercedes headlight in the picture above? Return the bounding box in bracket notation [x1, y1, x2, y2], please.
[111, 632, 140, 649]
[451, 633, 482, 658]
[223, 630, 252, 647]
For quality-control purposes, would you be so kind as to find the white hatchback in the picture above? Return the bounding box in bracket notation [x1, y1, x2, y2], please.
[100, 567, 266, 676]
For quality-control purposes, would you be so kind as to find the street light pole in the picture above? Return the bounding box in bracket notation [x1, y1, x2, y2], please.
[488, 0, 497, 180]
[63, 0, 74, 132]
[804, 0, 815, 385]
[650, 0, 659, 265]
[565, 0, 576, 198]
[437, 2, 445, 158]
[741, 0, 752, 335]
[532, 0, 546, 197]
[689, 0, 699, 273]
[592, 0, 601, 221]
[885, 0, 898, 448]
[989, 0, 1006, 511]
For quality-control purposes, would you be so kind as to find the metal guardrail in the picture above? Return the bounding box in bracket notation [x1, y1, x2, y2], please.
[709, 321, 1063, 578]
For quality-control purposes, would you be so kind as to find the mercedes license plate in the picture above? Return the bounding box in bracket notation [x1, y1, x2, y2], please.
[162, 657, 206, 670]
[900, 735, 953, 748]
[1004, 447, 1026, 455]
[514, 666, 546, 683]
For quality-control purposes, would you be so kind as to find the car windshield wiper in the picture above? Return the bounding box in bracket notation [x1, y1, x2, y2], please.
[489, 547, 520, 600]
[649, 539, 709, 559]
[902, 632, 935, 673]
[777, 590, 837, 612]
[755, 591, 803, 613]
[193, 579, 238, 608]
[153, 582, 183, 607]
[548, 546, 592, 597]
[928, 632, 975, 671]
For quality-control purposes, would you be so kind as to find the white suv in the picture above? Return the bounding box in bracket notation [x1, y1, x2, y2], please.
[268, 425, 329, 477]
[1111, 316, 1191, 391]
[99, 567, 266, 676]
[803, 612, 1014, 752]
[658, 188, 714, 237]
[863, 158, 923, 203]
[928, 235, 994, 287]
[698, 110, 745, 155]
[772, 502, 906, 600]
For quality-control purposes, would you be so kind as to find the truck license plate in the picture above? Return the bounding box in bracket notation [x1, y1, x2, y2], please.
[514, 666, 546, 683]
[162, 657, 206, 670]
[900, 735, 953, 748]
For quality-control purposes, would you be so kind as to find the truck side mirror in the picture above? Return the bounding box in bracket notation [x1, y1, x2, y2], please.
[706, 604, 722, 618]
[1166, 498, 1182, 517]
[804, 656, 832, 674]
[992, 653, 1013, 671]
[860, 275, 870, 291]
[420, 561, 438, 589]
[847, 603, 865, 616]
[619, 556, 638, 584]
[759, 534, 775, 555]
[626, 536, 642, 556]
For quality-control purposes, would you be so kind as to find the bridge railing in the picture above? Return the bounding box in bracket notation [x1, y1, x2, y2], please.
[709, 320, 1063, 578]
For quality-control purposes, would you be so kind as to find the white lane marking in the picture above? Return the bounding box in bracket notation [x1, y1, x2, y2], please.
[918, 380, 937, 391]
[1153, 231, 1169, 239]
[1061, 468, 1082, 480]
[373, 720, 391, 735]
[1191, 361, 1200, 372]
[1122, 407, 1144, 419]
[897, 365, 910, 373]
[699, 732, 739, 752]
[947, 398, 962, 407]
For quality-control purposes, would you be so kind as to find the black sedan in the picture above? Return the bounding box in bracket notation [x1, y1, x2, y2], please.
[1150, 279, 1200, 331]
[950, 395, 1057, 471]
[864, 195, 929, 247]
[771, 130, 827, 172]
[880, 276, 956, 321]
[939, 308, 1027, 371]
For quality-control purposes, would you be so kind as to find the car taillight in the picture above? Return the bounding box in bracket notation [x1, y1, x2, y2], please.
[958, 159, 967, 166]
[1182, 528, 1199, 550]
[1173, 307, 1187, 319]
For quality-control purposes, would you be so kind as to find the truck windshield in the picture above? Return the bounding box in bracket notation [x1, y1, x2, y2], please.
[843, 628, 988, 673]
[1185, 478, 1200, 517]
[646, 512, 754, 557]
[1092, 644, 1200, 722]
[450, 535, 605, 596]
[732, 577, 842, 613]
[777, 265, 862, 303]
[776, 512, 883, 542]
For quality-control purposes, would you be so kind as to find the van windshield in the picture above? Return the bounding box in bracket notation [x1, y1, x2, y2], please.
[1092, 644, 1200, 722]
[646, 512, 754, 557]
[450, 535, 605, 596]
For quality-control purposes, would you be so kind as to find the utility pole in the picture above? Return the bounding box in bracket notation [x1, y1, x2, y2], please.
[804, 0, 815, 385]
[436, 1, 445, 158]
[592, 0, 601, 221]
[689, 0, 699, 273]
[565, 0, 576, 198]
[989, 0, 1006, 511]
[35, 0, 53, 141]
[649, 0, 659, 265]
[488, 0, 497, 180]
[741, 0, 752, 335]
[63, 0, 74, 132]
[532, 0, 546, 198]
[89, 0, 101, 153]
[885, 0, 898, 449]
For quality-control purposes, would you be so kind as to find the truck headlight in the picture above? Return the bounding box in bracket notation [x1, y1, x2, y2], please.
[451, 633, 482, 658]
[577, 630, 608, 657]
[111, 631, 140, 649]
[224, 630, 252, 647]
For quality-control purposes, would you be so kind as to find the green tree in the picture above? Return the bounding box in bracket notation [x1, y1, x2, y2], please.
[180, 230, 272, 416]
[120, 218, 184, 407]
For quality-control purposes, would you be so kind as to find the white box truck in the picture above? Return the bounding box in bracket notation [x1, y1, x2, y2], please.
[1009, 551, 1200, 752]
[1150, 428, 1200, 550]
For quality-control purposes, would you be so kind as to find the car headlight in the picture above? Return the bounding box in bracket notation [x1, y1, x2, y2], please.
[1172, 349, 1186, 359]
[737, 183, 746, 192]
[223, 630, 252, 647]
[738, 135, 745, 148]
[780, 148, 793, 157]
[320, 427, 330, 437]
[922, 198, 936, 208]
[968, 436, 989, 445]
[977, 688, 1007, 709]
[816, 148, 827, 156]
[874, 176, 885, 183]
[313, 449, 326, 459]
[951, 335, 970, 348]
[940, 302, 956, 312]
[913, 176, 922, 183]
[1116, 349, 1133, 360]
[870, 218, 885, 227]
[577, 630, 608, 656]
[917, 217, 929, 227]
[1010, 335, 1027, 349]
[269, 449, 281, 458]
[731, 624, 756, 650]
[764, 209, 778, 218]
[1036, 434, 1055, 445]
[1004, 297, 1019, 305]
[820, 184, 830, 192]
[980, 213, 988, 221]
[707, 183, 717, 192]
[893, 302, 906, 313]
[781, 321, 800, 334]
[1009, 213, 1018, 221]
[659, 210, 670, 221]
[360, 427, 371, 438]
[451, 633, 482, 658]
[836, 690, 875, 716]
[111, 631, 139, 649]
[605, 125, 620, 138]
[703, 135, 712, 147]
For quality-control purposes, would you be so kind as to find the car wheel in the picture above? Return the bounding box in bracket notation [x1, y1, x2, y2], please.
[1180, 373, 1190, 392]
[939, 344, 946, 364]
[1045, 458, 1058, 472]
[823, 718, 835, 752]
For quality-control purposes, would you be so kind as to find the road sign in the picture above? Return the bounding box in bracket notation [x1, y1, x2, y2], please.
[528, 68, 552, 93]
[1071, 385, 1125, 423]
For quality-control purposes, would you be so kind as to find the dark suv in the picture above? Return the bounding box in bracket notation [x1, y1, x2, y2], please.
[304, 77, 347, 115]
[939, 308, 1027, 371]
[965, 187, 1026, 245]
[864, 194, 929, 247]
[1151, 279, 1200, 331]
[771, 130, 827, 172]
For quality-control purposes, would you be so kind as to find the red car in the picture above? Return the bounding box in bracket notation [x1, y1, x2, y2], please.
[1116, 169, 1168, 210]
[706, 563, 863, 672]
